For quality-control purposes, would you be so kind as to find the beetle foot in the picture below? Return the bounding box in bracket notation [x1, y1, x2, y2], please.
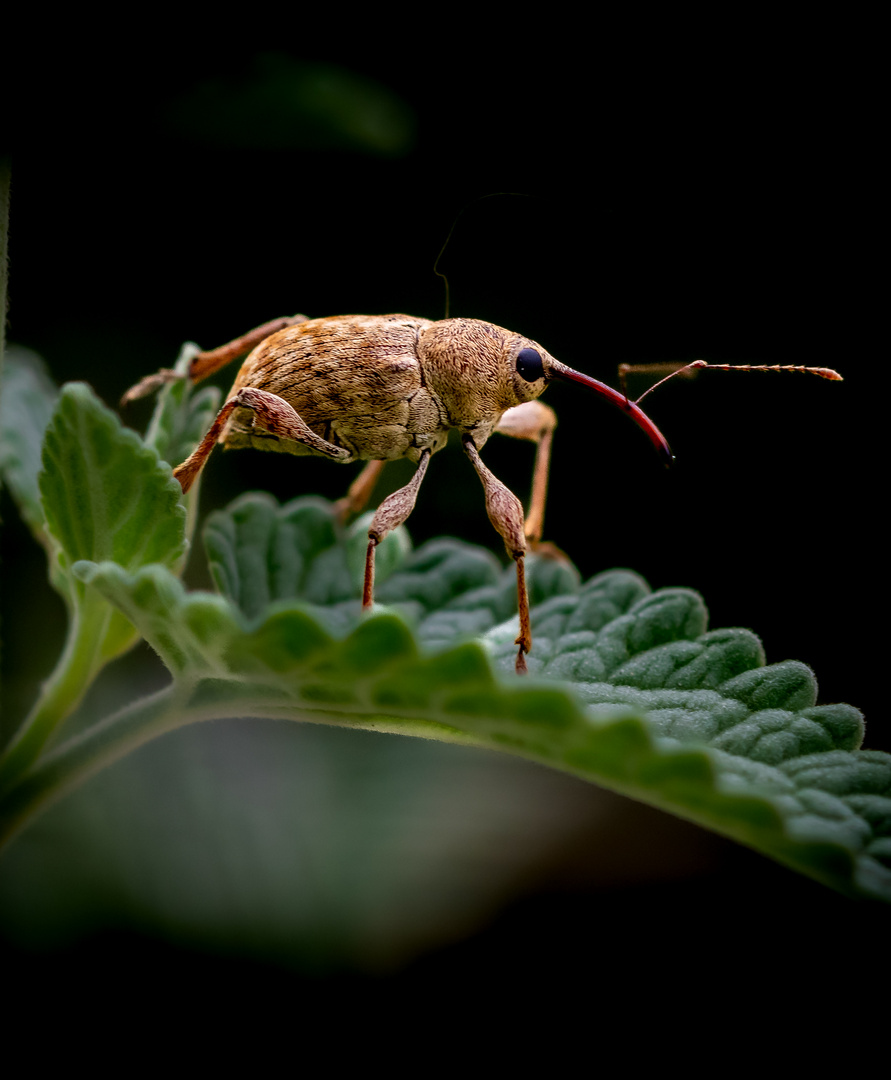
[514, 645, 529, 675]
[120, 369, 184, 407]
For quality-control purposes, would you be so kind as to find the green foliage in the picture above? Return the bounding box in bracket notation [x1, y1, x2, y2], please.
[40, 384, 187, 589]
[1, 348, 888, 909]
[0, 361, 187, 788]
[0, 347, 59, 542]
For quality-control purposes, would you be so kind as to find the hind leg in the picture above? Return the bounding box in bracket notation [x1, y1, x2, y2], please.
[173, 386, 352, 493]
[121, 315, 308, 405]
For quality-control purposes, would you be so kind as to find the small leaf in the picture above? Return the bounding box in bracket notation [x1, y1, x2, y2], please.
[39, 384, 187, 594]
[0, 379, 191, 783]
[203, 492, 412, 619]
[0, 346, 58, 538]
[142, 344, 221, 469]
[73, 561, 239, 679]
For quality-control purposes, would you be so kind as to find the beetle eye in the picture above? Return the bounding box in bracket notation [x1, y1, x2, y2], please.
[516, 348, 544, 382]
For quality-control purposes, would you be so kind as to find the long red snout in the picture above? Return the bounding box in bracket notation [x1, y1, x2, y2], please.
[549, 362, 674, 467]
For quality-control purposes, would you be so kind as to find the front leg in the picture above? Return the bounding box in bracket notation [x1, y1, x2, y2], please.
[462, 434, 531, 675]
[173, 386, 352, 493]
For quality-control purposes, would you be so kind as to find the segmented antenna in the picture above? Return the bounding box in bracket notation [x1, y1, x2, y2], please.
[623, 359, 843, 406]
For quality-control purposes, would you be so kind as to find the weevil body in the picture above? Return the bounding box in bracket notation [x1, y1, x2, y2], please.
[125, 312, 838, 675]
[135, 312, 671, 675]
[224, 314, 553, 464]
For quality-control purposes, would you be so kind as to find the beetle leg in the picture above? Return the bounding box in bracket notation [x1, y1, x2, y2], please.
[188, 314, 308, 384]
[120, 368, 184, 407]
[173, 386, 351, 493]
[363, 451, 431, 608]
[120, 316, 309, 406]
[494, 400, 557, 547]
[334, 460, 387, 524]
[462, 434, 530, 675]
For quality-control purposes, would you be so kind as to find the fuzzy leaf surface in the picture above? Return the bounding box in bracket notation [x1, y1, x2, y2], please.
[39, 383, 187, 604]
[71, 491, 889, 903]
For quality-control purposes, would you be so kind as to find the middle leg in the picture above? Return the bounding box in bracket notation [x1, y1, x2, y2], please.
[362, 450, 431, 609]
[173, 385, 352, 493]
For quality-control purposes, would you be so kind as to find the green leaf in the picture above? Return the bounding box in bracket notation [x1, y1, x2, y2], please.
[0, 346, 59, 541]
[0, 721, 614, 971]
[39, 383, 187, 599]
[0, 383, 189, 789]
[4, 371, 885, 905]
[203, 490, 581, 642]
[142, 343, 221, 470]
[61, 497, 889, 904]
[72, 560, 245, 680]
[203, 492, 411, 620]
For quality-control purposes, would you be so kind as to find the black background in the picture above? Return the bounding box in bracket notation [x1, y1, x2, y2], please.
[2, 24, 885, 1033]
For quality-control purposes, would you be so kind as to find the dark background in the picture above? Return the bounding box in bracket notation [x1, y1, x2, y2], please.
[1, 27, 885, 1029]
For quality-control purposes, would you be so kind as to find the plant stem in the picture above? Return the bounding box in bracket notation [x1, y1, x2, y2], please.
[0, 682, 183, 852]
[0, 593, 116, 793]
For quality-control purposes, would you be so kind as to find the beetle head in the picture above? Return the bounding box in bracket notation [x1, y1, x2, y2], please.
[419, 318, 672, 463]
[418, 318, 552, 433]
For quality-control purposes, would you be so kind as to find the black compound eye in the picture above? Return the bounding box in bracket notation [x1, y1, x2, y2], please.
[516, 348, 544, 382]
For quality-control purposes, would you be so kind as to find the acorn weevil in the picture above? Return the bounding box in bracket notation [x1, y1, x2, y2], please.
[124, 313, 841, 674]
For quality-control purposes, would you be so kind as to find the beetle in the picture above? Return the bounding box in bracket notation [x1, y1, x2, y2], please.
[124, 312, 840, 674]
